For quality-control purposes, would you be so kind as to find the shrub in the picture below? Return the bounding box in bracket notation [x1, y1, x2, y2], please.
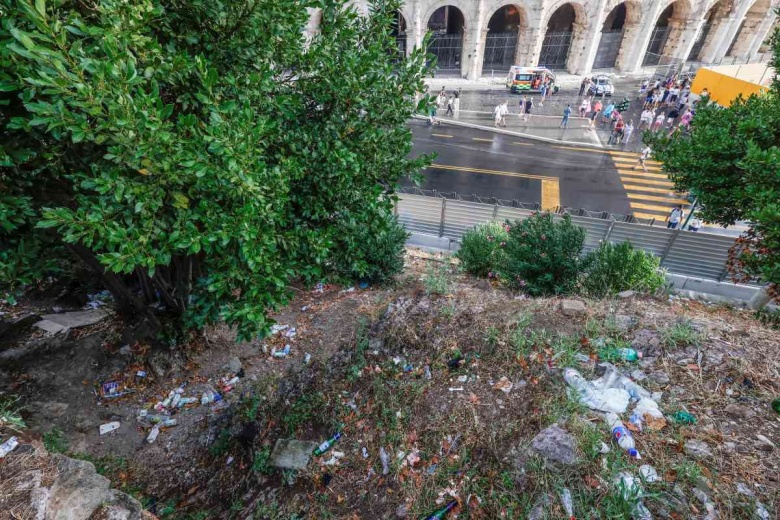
[582, 241, 666, 298]
[457, 221, 509, 277]
[424, 263, 451, 295]
[330, 211, 409, 285]
[500, 213, 586, 296]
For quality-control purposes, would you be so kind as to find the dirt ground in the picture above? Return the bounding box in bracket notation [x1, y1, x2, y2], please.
[1, 249, 778, 519]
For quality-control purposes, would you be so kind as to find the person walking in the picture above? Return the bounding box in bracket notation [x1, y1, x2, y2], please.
[523, 96, 534, 122]
[622, 120, 634, 146]
[453, 89, 461, 114]
[639, 107, 654, 130]
[667, 205, 684, 229]
[539, 81, 548, 106]
[589, 104, 600, 129]
[579, 97, 591, 118]
[579, 77, 589, 97]
[493, 103, 503, 127]
[651, 110, 665, 132]
[688, 217, 702, 232]
[665, 106, 680, 127]
[601, 101, 615, 126]
[608, 117, 625, 145]
[560, 104, 572, 129]
[519, 95, 527, 119]
[446, 95, 454, 116]
[500, 101, 509, 126]
[632, 145, 652, 172]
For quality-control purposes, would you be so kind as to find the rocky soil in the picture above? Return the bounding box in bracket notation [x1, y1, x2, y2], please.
[1, 250, 778, 519]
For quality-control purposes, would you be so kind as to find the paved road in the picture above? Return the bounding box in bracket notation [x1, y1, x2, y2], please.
[408, 120, 685, 223]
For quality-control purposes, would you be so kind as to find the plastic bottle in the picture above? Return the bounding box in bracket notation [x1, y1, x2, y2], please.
[559, 488, 575, 520]
[313, 433, 342, 456]
[201, 390, 222, 405]
[563, 368, 609, 411]
[272, 345, 291, 359]
[178, 397, 198, 407]
[147, 425, 160, 443]
[170, 393, 182, 409]
[0, 437, 19, 458]
[629, 413, 643, 432]
[621, 377, 651, 401]
[599, 347, 642, 362]
[424, 365, 432, 380]
[379, 447, 390, 475]
[772, 398, 780, 414]
[422, 500, 457, 520]
[605, 413, 640, 459]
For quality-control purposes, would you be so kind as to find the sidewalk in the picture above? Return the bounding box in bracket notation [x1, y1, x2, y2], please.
[442, 110, 603, 147]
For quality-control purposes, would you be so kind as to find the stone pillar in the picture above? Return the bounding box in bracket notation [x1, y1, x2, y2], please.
[728, 15, 763, 57]
[696, 15, 733, 64]
[744, 12, 777, 58]
[619, 3, 667, 74]
[614, 22, 641, 71]
[517, 25, 544, 66]
[464, 0, 487, 79]
[699, 0, 754, 63]
[565, 21, 589, 73]
[411, 1, 424, 50]
[665, 17, 707, 62]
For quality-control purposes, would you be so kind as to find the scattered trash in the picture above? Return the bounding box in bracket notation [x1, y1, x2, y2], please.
[358, 280, 369, 289]
[403, 363, 414, 373]
[136, 370, 147, 379]
[314, 282, 324, 293]
[304, 353, 312, 365]
[634, 398, 667, 430]
[493, 376, 513, 394]
[456, 375, 468, 383]
[323, 450, 345, 466]
[201, 389, 222, 405]
[599, 441, 611, 454]
[339, 287, 355, 294]
[270, 324, 289, 334]
[300, 305, 311, 312]
[639, 464, 660, 483]
[147, 424, 161, 443]
[313, 433, 342, 456]
[447, 356, 464, 370]
[559, 488, 575, 520]
[34, 309, 109, 334]
[405, 451, 420, 467]
[671, 411, 696, 424]
[771, 398, 780, 414]
[362, 447, 369, 459]
[99, 421, 121, 435]
[424, 365, 432, 380]
[0, 437, 19, 458]
[226, 456, 234, 466]
[421, 500, 458, 520]
[392, 356, 403, 365]
[599, 347, 642, 362]
[606, 413, 640, 459]
[448, 387, 464, 392]
[563, 368, 629, 413]
[272, 344, 291, 358]
[628, 413, 643, 432]
[380, 447, 390, 475]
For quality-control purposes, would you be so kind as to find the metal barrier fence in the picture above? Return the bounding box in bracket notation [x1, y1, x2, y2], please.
[396, 192, 742, 282]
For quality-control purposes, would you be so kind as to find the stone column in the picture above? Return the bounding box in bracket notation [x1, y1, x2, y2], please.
[565, 21, 589, 73]
[728, 14, 763, 57]
[696, 15, 733, 64]
[699, 0, 754, 63]
[517, 25, 544, 66]
[619, 3, 667, 74]
[614, 22, 641, 71]
[464, 0, 487, 79]
[744, 12, 777, 58]
[665, 17, 707, 62]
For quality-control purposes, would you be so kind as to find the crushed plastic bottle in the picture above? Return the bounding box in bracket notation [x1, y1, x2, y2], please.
[272, 344, 291, 358]
[201, 390, 222, 405]
[424, 365, 432, 380]
[599, 347, 642, 362]
[629, 413, 644, 432]
[559, 488, 575, 520]
[639, 464, 660, 483]
[178, 397, 198, 407]
[606, 413, 640, 459]
[313, 433, 342, 456]
[147, 424, 160, 443]
[0, 437, 19, 458]
[379, 446, 390, 475]
[564, 368, 629, 413]
[362, 447, 369, 459]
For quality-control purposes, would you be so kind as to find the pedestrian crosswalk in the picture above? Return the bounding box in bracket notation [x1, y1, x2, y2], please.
[608, 152, 688, 222]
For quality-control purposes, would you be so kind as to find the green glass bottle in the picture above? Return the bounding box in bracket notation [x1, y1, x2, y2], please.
[313, 433, 342, 456]
[598, 347, 642, 362]
[772, 398, 780, 414]
[421, 500, 457, 520]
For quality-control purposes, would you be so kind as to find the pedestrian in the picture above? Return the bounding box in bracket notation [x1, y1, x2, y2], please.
[453, 89, 461, 113]
[428, 103, 437, 124]
[500, 101, 509, 126]
[608, 117, 625, 145]
[639, 107, 654, 129]
[651, 111, 665, 132]
[665, 106, 680, 126]
[667, 205, 684, 229]
[668, 84, 680, 105]
[579, 76, 589, 97]
[622, 120, 634, 145]
[643, 88, 654, 109]
[638, 79, 649, 99]
[523, 96, 534, 121]
[539, 82, 547, 105]
[493, 103, 503, 127]
[632, 145, 652, 172]
[561, 104, 572, 128]
[688, 217, 702, 232]
[661, 87, 671, 106]
[579, 97, 591, 118]
[589, 105, 600, 129]
[601, 101, 615, 126]
[446, 95, 454, 116]
[679, 109, 693, 130]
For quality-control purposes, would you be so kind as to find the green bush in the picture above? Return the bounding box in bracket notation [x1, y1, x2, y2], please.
[457, 221, 509, 277]
[500, 213, 586, 296]
[582, 241, 666, 298]
[330, 210, 409, 285]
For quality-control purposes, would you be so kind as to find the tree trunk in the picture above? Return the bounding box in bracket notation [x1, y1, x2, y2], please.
[67, 243, 161, 331]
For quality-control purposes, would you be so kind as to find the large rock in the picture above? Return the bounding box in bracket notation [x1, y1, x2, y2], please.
[33, 310, 108, 334]
[724, 404, 754, 419]
[559, 300, 586, 317]
[632, 329, 662, 357]
[684, 440, 713, 460]
[270, 439, 319, 470]
[531, 425, 578, 466]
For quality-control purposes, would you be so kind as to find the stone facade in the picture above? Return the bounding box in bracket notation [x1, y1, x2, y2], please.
[316, 0, 779, 78]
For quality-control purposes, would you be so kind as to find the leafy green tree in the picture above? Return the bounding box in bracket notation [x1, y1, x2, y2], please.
[0, 0, 430, 339]
[648, 26, 780, 297]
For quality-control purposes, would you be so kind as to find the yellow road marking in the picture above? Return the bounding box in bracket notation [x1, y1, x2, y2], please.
[618, 174, 675, 187]
[627, 193, 690, 204]
[622, 184, 685, 195]
[432, 133, 453, 138]
[608, 151, 641, 158]
[611, 159, 663, 171]
[552, 145, 606, 153]
[541, 179, 560, 211]
[429, 163, 557, 181]
[472, 137, 493, 142]
[629, 202, 679, 213]
[631, 212, 665, 220]
[616, 168, 670, 180]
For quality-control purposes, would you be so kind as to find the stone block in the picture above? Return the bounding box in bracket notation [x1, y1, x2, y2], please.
[559, 300, 586, 317]
[270, 439, 318, 470]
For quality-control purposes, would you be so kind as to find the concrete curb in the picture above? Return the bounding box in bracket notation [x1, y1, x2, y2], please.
[412, 114, 606, 150]
[406, 232, 763, 305]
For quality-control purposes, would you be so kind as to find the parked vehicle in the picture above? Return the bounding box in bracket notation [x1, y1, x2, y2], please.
[506, 66, 556, 94]
[589, 75, 615, 97]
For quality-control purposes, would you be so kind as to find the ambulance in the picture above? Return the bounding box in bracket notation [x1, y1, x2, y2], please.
[506, 66, 557, 94]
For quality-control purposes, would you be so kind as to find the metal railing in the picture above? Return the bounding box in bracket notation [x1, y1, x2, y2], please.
[396, 191, 747, 283]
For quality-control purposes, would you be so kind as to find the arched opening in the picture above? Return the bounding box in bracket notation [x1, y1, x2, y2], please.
[483, 5, 525, 73]
[643, 3, 677, 65]
[539, 4, 578, 69]
[593, 3, 629, 69]
[427, 6, 465, 75]
[687, 2, 724, 60]
[726, 0, 770, 57]
[391, 11, 407, 57]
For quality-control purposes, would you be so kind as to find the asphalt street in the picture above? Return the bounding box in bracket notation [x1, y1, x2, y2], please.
[408, 120, 686, 223]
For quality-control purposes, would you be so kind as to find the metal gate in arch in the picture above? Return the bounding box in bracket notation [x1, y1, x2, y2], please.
[538, 31, 572, 70]
[643, 26, 670, 65]
[483, 32, 518, 74]
[428, 32, 463, 76]
[593, 29, 624, 69]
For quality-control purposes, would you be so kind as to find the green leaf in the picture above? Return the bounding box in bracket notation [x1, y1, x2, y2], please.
[35, 0, 46, 17]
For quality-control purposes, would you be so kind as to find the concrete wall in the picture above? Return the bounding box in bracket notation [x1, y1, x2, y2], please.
[324, 0, 780, 77]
